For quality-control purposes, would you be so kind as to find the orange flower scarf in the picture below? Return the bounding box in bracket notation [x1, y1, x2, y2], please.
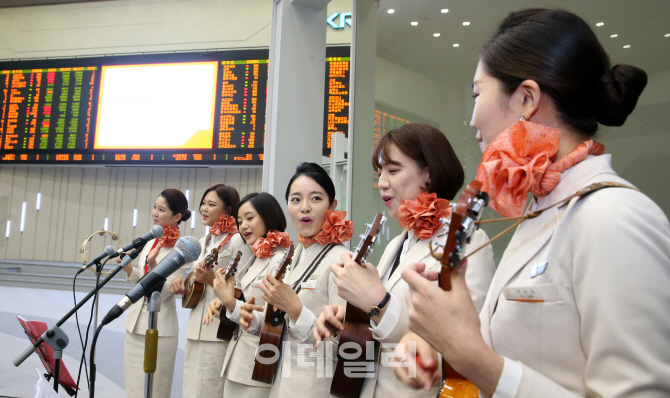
[158, 225, 180, 247]
[297, 210, 354, 246]
[210, 214, 238, 236]
[252, 230, 292, 259]
[397, 191, 452, 240]
[476, 120, 605, 217]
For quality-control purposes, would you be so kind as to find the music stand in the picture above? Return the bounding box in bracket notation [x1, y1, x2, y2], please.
[17, 316, 79, 396]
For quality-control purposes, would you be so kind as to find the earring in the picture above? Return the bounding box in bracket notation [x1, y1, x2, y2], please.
[520, 116, 527, 122]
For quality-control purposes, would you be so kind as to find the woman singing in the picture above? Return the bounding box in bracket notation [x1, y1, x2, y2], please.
[122, 188, 191, 398]
[252, 162, 354, 398]
[313, 123, 496, 398]
[171, 184, 251, 398]
[396, 8, 670, 397]
[208, 192, 291, 398]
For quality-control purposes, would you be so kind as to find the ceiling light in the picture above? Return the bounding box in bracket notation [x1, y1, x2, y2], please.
[596, 22, 604, 27]
[453, 44, 460, 47]
[665, 33, 670, 37]
[441, 9, 449, 13]
[433, 33, 441, 37]
[387, 9, 394, 14]
[610, 34, 618, 38]
[623, 45, 631, 49]
[411, 21, 418, 26]
[463, 22, 470, 26]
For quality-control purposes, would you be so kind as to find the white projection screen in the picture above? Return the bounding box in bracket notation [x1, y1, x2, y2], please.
[94, 62, 218, 149]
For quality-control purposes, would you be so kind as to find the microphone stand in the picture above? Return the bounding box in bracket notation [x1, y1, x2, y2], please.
[89, 265, 167, 397]
[13, 250, 141, 387]
[144, 289, 163, 398]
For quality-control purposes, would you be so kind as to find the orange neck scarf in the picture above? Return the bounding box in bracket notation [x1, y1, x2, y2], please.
[476, 120, 605, 217]
[397, 191, 452, 240]
[252, 230, 292, 259]
[297, 210, 354, 246]
[210, 214, 237, 237]
[158, 225, 180, 247]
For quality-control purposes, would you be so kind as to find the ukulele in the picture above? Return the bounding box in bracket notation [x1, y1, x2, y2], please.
[182, 248, 229, 308]
[216, 250, 244, 341]
[330, 213, 386, 398]
[429, 180, 488, 398]
[251, 244, 295, 384]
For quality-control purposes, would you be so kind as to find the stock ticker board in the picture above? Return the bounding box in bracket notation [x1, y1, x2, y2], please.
[0, 47, 350, 165]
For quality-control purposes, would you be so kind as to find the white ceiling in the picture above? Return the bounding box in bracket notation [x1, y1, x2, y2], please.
[375, 0, 670, 82]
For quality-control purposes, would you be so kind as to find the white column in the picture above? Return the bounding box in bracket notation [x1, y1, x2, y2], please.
[263, 0, 331, 236]
[347, 0, 378, 243]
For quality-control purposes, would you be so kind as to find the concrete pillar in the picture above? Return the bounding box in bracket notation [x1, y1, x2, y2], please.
[263, 0, 331, 236]
[347, 0, 380, 260]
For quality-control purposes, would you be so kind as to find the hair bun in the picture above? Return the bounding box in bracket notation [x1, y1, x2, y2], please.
[594, 64, 648, 126]
[182, 209, 192, 222]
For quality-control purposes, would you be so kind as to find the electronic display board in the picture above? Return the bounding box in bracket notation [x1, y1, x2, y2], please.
[0, 47, 348, 165]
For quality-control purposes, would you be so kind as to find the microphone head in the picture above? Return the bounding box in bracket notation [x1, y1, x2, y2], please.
[174, 236, 201, 263]
[150, 225, 164, 240]
[104, 246, 116, 256]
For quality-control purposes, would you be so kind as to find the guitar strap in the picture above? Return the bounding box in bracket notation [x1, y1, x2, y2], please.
[292, 244, 335, 295]
[218, 232, 234, 249]
[467, 182, 638, 259]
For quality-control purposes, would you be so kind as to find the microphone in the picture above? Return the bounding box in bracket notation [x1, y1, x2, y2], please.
[102, 236, 201, 326]
[78, 245, 116, 274]
[108, 226, 164, 259]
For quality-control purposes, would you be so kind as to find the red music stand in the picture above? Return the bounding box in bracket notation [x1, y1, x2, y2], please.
[17, 316, 79, 396]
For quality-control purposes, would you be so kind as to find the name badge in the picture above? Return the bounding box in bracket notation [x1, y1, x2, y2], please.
[503, 287, 545, 303]
[529, 261, 548, 278]
[300, 274, 320, 290]
[251, 274, 264, 288]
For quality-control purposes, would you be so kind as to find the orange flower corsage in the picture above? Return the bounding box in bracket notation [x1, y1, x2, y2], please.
[158, 225, 180, 247]
[210, 214, 238, 236]
[397, 191, 451, 240]
[297, 210, 354, 246]
[252, 230, 292, 259]
[476, 120, 604, 217]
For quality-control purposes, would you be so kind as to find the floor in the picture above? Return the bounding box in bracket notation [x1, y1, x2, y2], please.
[0, 286, 192, 398]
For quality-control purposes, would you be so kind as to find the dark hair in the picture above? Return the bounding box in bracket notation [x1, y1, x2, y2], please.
[236, 192, 287, 239]
[481, 8, 647, 137]
[372, 123, 464, 201]
[285, 163, 336, 205]
[199, 183, 240, 217]
[159, 189, 191, 224]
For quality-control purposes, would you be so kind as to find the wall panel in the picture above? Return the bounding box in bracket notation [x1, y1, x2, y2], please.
[0, 165, 261, 262]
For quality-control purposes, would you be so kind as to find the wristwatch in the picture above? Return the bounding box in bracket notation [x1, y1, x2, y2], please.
[368, 292, 391, 317]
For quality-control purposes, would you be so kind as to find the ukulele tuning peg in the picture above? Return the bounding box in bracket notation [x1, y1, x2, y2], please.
[365, 223, 371, 228]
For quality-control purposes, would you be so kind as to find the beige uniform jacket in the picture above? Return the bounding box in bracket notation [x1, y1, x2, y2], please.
[361, 226, 496, 398]
[185, 232, 252, 341]
[270, 243, 349, 398]
[124, 239, 187, 336]
[221, 247, 291, 387]
[480, 154, 670, 397]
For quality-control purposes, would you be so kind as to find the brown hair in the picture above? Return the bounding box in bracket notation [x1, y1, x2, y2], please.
[199, 183, 240, 217]
[160, 189, 191, 224]
[371, 123, 464, 201]
[236, 192, 287, 237]
[481, 8, 647, 137]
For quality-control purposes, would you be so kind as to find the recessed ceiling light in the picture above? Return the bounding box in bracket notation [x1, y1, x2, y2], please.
[610, 34, 618, 38]
[463, 22, 470, 26]
[665, 33, 670, 37]
[433, 33, 441, 37]
[453, 44, 460, 47]
[411, 21, 418, 26]
[387, 9, 395, 14]
[596, 22, 604, 27]
[623, 45, 631, 48]
[441, 9, 449, 14]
